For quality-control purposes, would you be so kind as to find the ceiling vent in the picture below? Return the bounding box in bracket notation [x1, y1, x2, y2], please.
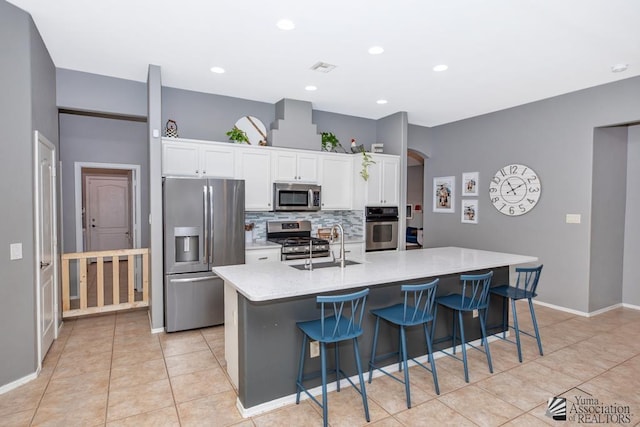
[310, 62, 336, 73]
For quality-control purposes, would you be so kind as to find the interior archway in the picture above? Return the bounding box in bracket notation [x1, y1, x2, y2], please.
[407, 149, 426, 248]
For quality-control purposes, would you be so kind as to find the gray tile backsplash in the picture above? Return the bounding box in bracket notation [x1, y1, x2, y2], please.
[245, 210, 364, 240]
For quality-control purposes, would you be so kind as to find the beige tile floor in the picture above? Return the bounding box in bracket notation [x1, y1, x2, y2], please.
[1, 301, 639, 426]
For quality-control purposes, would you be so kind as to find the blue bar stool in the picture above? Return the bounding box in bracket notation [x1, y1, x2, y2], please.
[368, 279, 440, 409]
[295, 288, 370, 427]
[434, 271, 493, 383]
[490, 265, 544, 362]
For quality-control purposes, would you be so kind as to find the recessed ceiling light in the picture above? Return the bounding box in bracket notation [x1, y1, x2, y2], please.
[368, 46, 384, 55]
[210, 66, 225, 74]
[305, 85, 317, 91]
[433, 64, 448, 72]
[376, 99, 388, 105]
[611, 63, 628, 73]
[276, 19, 295, 30]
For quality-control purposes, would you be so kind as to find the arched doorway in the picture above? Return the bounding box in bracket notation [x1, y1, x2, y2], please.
[407, 149, 426, 248]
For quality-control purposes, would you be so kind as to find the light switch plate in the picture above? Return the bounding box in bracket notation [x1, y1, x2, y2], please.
[566, 214, 581, 224]
[10, 243, 22, 260]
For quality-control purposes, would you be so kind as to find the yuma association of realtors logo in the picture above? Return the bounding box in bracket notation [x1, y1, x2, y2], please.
[546, 394, 634, 424]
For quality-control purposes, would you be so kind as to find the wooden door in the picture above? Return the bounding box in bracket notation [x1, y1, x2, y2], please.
[85, 174, 132, 251]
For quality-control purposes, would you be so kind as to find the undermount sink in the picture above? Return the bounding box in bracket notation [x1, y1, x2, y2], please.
[290, 259, 361, 270]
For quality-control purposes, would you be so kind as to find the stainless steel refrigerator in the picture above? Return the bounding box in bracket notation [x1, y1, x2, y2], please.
[163, 177, 245, 332]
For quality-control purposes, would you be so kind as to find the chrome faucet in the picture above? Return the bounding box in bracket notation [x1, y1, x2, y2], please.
[304, 239, 313, 270]
[331, 224, 346, 268]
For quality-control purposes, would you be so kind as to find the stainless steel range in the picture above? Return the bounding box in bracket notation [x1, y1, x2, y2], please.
[266, 220, 330, 260]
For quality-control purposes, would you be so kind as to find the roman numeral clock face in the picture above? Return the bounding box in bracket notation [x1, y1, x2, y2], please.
[489, 164, 541, 216]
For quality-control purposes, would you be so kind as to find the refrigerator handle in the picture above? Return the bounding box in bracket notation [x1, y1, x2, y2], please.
[209, 184, 214, 264]
[203, 185, 208, 265]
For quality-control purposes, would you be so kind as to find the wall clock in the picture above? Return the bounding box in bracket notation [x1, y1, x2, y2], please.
[489, 163, 541, 216]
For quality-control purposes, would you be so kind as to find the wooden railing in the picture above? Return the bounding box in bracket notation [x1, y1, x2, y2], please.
[61, 248, 149, 318]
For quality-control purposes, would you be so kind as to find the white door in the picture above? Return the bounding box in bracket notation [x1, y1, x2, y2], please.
[36, 131, 57, 363]
[86, 175, 132, 251]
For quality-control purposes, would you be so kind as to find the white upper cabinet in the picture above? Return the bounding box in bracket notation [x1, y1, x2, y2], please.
[272, 150, 318, 183]
[366, 154, 400, 207]
[162, 139, 234, 178]
[235, 146, 272, 211]
[319, 153, 353, 210]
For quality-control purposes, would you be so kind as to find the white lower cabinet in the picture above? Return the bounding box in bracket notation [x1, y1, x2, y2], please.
[245, 248, 281, 264]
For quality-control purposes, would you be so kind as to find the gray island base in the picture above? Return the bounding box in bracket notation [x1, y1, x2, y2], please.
[213, 247, 538, 417]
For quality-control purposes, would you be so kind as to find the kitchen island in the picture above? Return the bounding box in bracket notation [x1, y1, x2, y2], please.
[213, 246, 537, 416]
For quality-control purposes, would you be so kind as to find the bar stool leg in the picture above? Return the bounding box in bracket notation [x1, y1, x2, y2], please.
[511, 298, 523, 362]
[458, 310, 469, 383]
[424, 322, 440, 395]
[399, 326, 411, 408]
[368, 317, 381, 383]
[528, 298, 544, 356]
[296, 335, 307, 404]
[335, 343, 341, 392]
[352, 338, 370, 422]
[452, 309, 458, 355]
[479, 308, 493, 373]
[320, 342, 328, 427]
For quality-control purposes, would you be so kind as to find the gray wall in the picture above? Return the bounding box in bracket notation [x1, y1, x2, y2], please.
[58, 113, 150, 251]
[161, 86, 274, 143]
[0, 0, 57, 388]
[313, 110, 377, 152]
[57, 68, 147, 118]
[623, 125, 640, 306]
[589, 127, 627, 311]
[415, 76, 640, 313]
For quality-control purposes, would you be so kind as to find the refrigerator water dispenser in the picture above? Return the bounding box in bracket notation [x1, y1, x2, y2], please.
[174, 227, 200, 262]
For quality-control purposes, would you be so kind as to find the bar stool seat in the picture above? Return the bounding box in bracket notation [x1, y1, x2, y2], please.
[490, 265, 544, 362]
[434, 271, 494, 383]
[368, 279, 440, 409]
[295, 288, 370, 427]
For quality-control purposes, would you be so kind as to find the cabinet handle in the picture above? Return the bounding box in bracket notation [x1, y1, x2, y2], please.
[258, 257, 268, 260]
[203, 170, 206, 174]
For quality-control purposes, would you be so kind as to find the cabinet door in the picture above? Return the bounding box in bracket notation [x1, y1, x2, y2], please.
[365, 160, 384, 205]
[162, 141, 200, 176]
[245, 248, 281, 264]
[319, 155, 353, 210]
[296, 153, 318, 183]
[236, 148, 272, 211]
[380, 157, 400, 206]
[272, 151, 298, 182]
[201, 145, 235, 178]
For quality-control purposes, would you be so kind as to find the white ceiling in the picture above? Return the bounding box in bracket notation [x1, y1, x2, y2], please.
[8, 0, 640, 127]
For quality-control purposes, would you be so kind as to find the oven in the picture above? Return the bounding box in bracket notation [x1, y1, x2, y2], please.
[365, 206, 399, 252]
[273, 183, 321, 212]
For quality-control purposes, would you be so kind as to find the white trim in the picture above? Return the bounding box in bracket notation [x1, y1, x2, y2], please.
[236, 334, 501, 418]
[34, 131, 59, 370]
[0, 369, 39, 396]
[532, 299, 638, 317]
[148, 311, 165, 334]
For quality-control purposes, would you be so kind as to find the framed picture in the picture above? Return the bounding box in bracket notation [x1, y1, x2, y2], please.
[433, 176, 455, 213]
[462, 172, 479, 196]
[461, 199, 479, 224]
[406, 204, 413, 219]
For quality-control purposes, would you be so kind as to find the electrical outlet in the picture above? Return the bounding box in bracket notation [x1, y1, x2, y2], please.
[472, 309, 479, 318]
[310, 340, 319, 358]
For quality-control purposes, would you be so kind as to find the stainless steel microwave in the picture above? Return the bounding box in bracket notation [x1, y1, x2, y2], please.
[273, 183, 321, 211]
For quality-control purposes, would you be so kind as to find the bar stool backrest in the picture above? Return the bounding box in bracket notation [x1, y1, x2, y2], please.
[459, 271, 493, 310]
[515, 265, 543, 294]
[400, 278, 439, 323]
[317, 288, 369, 340]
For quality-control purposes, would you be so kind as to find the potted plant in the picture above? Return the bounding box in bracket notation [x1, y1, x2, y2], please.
[226, 126, 250, 144]
[359, 147, 375, 181]
[321, 132, 340, 152]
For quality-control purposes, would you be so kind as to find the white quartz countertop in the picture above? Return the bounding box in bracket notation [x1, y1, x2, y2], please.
[213, 246, 538, 302]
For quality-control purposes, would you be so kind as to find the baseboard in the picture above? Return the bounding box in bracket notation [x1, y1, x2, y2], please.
[148, 310, 165, 334]
[0, 368, 39, 396]
[235, 334, 503, 418]
[533, 300, 639, 317]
